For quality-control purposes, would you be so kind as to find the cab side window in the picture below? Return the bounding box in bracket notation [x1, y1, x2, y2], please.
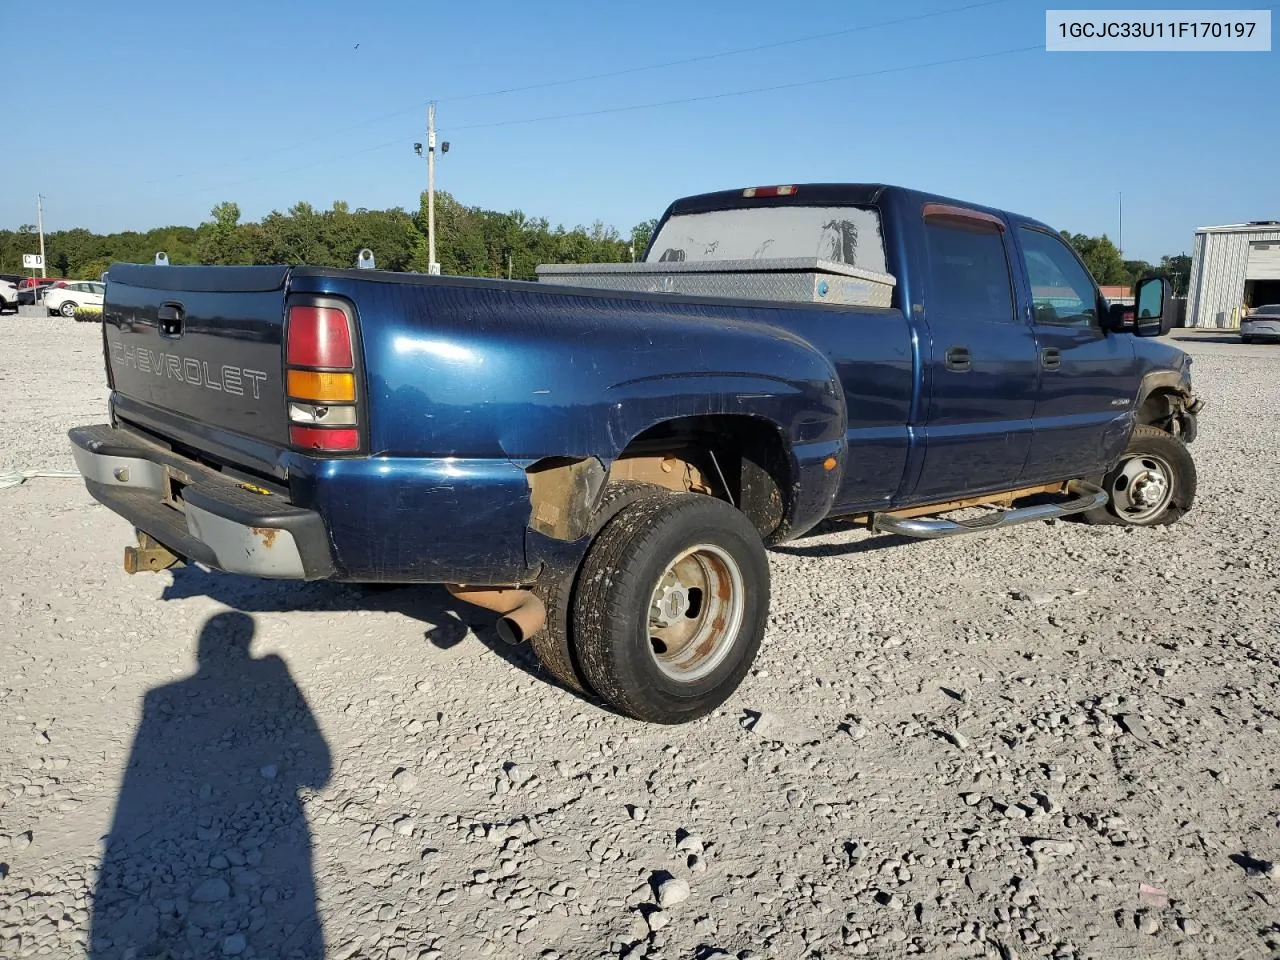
[924, 218, 1015, 323]
[1018, 228, 1101, 328]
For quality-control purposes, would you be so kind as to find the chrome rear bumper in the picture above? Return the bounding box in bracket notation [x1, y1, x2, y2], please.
[69, 424, 335, 580]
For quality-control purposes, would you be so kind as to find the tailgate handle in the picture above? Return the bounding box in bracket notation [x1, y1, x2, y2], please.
[157, 302, 185, 337]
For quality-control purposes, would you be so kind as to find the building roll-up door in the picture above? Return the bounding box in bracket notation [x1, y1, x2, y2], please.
[1247, 242, 1280, 280]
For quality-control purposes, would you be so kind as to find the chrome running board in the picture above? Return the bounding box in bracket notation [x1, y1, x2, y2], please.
[870, 481, 1108, 540]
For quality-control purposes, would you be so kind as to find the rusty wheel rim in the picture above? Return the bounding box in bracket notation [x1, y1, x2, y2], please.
[647, 543, 745, 682]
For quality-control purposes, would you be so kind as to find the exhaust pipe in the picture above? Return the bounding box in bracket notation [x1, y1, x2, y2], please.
[445, 585, 546, 645]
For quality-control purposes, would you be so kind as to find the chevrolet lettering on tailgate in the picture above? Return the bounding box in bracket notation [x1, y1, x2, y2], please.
[110, 341, 269, 398]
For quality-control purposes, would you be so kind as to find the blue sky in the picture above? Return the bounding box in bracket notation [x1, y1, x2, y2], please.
[5, 0, 1276, 261]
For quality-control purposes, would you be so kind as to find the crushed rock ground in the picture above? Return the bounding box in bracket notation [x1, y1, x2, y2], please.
[1, 313, 1278, 960]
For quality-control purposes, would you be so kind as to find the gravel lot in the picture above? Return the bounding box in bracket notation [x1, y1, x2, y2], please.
[1, 311, 1278, 960]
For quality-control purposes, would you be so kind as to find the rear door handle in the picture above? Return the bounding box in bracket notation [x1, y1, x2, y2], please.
[1040, 347, 1062, 371]
[945, 346, 972, 372]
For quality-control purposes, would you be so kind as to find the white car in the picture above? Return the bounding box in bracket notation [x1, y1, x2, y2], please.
[0, 280, 18, 313]
[1241, 304, 1280, 344]
[45, 281, 106, 318]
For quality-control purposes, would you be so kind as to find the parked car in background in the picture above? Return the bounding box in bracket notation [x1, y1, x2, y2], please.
[16, 277, 65, 306]
[1241, 304, 1280, 343]
[45, 280, 106, 317]
[0, 279, 18, 313]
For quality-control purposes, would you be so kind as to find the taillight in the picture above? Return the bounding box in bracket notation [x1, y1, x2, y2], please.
[287, 370, 356, 402]
[289, 426, 360, 451]
[285, 301, 360, 453]
[286, 306, 354, 367]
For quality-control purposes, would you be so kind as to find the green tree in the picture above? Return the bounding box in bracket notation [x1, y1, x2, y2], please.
[198, 201, 260, 264]
[1122, 259, 1156, 286]
[631, 218, 659, 259]
[1061, 231, 1128, 285]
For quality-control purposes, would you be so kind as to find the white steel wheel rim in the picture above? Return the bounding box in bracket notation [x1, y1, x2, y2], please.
[646, 543, 745, 683]
[1110, 454, 1174, 522]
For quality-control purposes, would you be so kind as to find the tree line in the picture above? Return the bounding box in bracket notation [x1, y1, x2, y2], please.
[1058, 232, 1192, 297]
[1, 193, 1187, 295]
[0, 194, 660, 283]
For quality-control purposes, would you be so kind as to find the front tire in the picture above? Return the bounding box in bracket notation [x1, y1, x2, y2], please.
[59, 300, 77, 318]
[1082, 424, 1196, 526]
[572, 494, 769, 724]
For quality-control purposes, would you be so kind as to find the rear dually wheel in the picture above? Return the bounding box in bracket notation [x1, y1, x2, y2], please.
[571, 493, 769, 724]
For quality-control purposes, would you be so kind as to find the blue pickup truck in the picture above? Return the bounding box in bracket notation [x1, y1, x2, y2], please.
[70, 183, 1202, 723]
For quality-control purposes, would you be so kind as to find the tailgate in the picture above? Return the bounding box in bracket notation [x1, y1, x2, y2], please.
[104, 264, 292, 452]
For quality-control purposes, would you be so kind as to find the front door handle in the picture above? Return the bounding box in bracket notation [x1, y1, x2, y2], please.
[945, 346, 972, 372]
[1040, 347, 1062, 371]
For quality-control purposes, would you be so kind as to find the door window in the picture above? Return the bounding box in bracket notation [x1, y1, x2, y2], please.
[924, 218, 1015, 323]
[1018, 228, 1102, 328]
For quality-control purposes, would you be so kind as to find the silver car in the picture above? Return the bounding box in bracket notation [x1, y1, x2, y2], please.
[1241, 304, 1280, 343]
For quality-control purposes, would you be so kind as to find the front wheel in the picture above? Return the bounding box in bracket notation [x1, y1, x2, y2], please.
[59, 300, 77, 318]
[572, 494, 770, 724]
[1082, 424, 1196, 526]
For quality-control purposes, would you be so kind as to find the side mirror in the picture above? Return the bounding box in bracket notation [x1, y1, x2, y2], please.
[1133, 276, 1168, 337]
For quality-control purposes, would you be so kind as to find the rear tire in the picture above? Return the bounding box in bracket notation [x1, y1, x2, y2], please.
[529, 481, 667, 693]
[572, 494, 769, 724]
[1081, 424, 1196, 527]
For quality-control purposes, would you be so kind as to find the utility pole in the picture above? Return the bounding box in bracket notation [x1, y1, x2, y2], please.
[1117, 192, 1123, 261]
[413, 106, 448, 276]
[427, 102, 439, 275]
[36, 194, 47, 278]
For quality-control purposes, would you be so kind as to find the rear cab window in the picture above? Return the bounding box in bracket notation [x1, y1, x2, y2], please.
[922, 207, 1016, 324]
[646, 205, 889, 276]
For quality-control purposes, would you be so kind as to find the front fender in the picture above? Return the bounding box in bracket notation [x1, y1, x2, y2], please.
[1135, 368, 1202, 443]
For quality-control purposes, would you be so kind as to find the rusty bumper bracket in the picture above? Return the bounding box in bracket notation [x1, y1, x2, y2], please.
[123, 532, 186, 574]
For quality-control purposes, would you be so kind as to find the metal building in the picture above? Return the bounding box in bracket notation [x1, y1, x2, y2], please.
[1187, 221, 1280, 328]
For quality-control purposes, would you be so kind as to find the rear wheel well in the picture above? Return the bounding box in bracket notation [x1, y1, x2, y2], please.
[608, 415, 792, 538]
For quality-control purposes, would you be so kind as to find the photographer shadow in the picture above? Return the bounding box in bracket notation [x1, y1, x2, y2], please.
[89, 612, 330, 959]
[160, 567, 545, 683]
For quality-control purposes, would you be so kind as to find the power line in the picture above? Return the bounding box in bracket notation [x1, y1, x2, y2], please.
[132, 40, 1043, 204]
[138, 0, 1012, 188]
[439, 0, 1014, 104]
[451, 43, 1044, 132]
